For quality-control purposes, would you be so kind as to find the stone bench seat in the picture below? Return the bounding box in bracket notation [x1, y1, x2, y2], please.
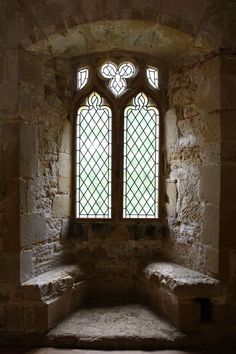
[20, 265, 84, 302]
[143, 261, 220, 299]
[140, 261, 221, 331]
[8, 265, 86, 333]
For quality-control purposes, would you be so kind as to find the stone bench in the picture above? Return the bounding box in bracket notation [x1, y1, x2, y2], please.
[7, 265, 86, 333]
[139, 261, 221, 331]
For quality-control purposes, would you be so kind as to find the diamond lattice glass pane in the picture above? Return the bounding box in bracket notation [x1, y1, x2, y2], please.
[123, 92, 159, 219]
[76, 92, 112, 218]
[100, 61, 136, 97]
[146, 66, 159, 90]
[77, 67, 89, 90]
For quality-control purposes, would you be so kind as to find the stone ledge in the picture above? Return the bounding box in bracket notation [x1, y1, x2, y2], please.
[20, 264, 84, 302]
[5, 265, 86, 333]
[143, 261, 220, 299]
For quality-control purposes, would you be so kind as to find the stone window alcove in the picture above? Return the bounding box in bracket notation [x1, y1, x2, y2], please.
[71, 53, 166, 241]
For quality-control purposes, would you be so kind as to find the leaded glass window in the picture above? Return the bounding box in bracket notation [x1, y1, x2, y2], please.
[146, 66, 159, 90]
[75, 57, 161, 221]
[123, 93, 159, 218]
[77, 67, 89, 90]
[76, 92, 112, 218]
[100, 61, 136, 97]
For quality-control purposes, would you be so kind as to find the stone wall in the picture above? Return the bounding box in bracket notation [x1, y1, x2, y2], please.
[19, 52, 74, 279]
[164, 54, 221, 276]
[219, 53, 236, 320]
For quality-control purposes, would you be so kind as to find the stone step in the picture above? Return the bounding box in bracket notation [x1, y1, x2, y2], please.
[139, 261, 221, 330]
[45, 304, 186, 349]
[44, 303, 228, 350]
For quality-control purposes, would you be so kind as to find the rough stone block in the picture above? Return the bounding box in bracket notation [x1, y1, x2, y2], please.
[20, 123, 38, 178]
[58, 152, 71, 193]
[164, 109, 178, 149]
[199, 165, 220, 203]
[58, 152, 71, 178]
[52, 195, 70, 217]
[20, 213, 46, 247]
[202, 203, 219, 248]
[58, 176, 71, 193]
[47, 295, 68, 329]
[20, 249, 33, 283]
[60, 119, 72, 154]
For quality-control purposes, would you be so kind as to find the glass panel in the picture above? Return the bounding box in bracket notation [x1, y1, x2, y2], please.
[100, 61, 136, 97]
[77, 67, 89, 90]
[146, 66, 159, 90]
[76, 92, 112, 218]
[123, 92, 159, 219]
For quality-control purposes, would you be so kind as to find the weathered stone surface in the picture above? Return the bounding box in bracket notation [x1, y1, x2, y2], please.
[20, 49, 44, 92]
[20, 213, 46, 247]
[165, 179, 177, 218]
[205, 247, 219, 275]
[12, 265, 86, 332]
[202, 203, 219, 248]
[20, 249, 33, 283]
[58, 153, 71, 193]
[164, 109, 178, 149]
[199, 165, 220, 204]
[52, 195, 70, 217]
[21, 265, 83, 301]
[46, 304, 185, 348]
[19, 123, 38, 178]
[60, 120, 72, 154]
[143, 261, 220, 298]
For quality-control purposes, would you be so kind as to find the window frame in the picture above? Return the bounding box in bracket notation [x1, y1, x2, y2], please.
[71, 52, 166, 223]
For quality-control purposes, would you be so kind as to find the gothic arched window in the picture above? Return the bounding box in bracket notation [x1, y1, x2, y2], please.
[74, 55, 162, 221]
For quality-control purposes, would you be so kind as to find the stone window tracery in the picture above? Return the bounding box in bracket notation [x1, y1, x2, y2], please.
[75, 57, 161, 220]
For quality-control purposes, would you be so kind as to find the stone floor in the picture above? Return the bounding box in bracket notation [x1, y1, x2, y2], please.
[2, 304, 236, 352]
[2, 349, 236, 354]
[45, 304, 185, 349]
